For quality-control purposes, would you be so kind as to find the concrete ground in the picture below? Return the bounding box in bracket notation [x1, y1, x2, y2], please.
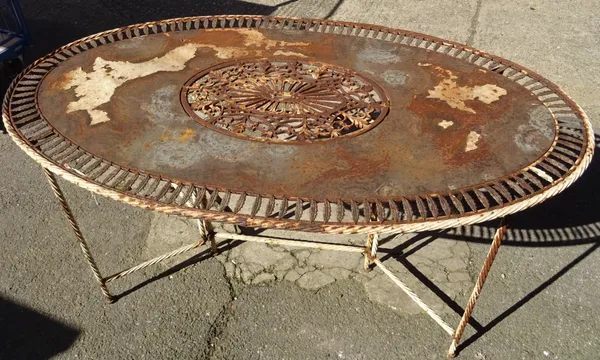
[1, 0, 599, 359]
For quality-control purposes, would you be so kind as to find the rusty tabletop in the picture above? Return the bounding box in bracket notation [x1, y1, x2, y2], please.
[3, 16, 593, 233]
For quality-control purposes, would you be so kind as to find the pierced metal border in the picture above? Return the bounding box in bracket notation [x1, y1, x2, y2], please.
[2, 15, 594, 233]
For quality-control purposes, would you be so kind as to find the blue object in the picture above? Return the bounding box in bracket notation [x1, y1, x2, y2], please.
[0, 0, 28, 63]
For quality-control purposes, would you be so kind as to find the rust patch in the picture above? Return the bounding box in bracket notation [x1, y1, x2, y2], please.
[159, 128, 196, 143]
[287, 145, 392, 198]
[180, 128, 195, 142]
[191, 43, 247, 59]
[53, 71, 75, 90]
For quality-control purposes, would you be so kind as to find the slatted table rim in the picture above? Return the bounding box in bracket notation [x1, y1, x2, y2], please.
[2, 15, 595, 234]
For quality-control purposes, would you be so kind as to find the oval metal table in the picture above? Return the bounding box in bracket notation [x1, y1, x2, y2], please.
[2, 16, 594, 357]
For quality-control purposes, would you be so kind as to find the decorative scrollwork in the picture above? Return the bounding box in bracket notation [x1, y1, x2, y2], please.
[182, 59, 389, 142]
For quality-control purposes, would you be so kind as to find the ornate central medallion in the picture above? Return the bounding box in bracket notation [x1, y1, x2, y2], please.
[181, 59, 389, 143]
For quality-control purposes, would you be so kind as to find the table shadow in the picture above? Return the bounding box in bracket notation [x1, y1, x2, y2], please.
[445, 134, 600, 247]
[0, 295, 79, 359]
[113, 239, 243, 301]
[323, 0, 345, 19]
[376, 229, 598, 356]
[375, 136, 600, 356]
[455, 242, 599, 355]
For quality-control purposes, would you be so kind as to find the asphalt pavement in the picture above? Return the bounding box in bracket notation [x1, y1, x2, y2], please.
[1, 0, 599, 359]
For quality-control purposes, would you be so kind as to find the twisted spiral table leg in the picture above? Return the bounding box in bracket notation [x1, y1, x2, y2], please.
[197, 219, 216, 254]
[364, 233, 374, 270]
[364, 209, 380, 270]
[43, 168, 114, 303]
[363, 233, 380, 270]
[448, 218, 507, 358]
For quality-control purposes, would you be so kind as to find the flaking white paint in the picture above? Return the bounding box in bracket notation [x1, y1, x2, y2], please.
[438, 120, 454, 129]
[61, 29, 311, 125]
[427, 66, 507, 114]
[465, 131, 481, 152]
[62, 43, 200, 125]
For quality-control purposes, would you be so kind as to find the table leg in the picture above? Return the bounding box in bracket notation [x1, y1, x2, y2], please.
[364, 232, 379, 270]
[42, 168, 114, 303]
[447, 218, 507, 358]
[364, 234, 373, 270]
[197, 219, 216, 254]
[364, 207, 380, 271]
[192, 188, 217, 255]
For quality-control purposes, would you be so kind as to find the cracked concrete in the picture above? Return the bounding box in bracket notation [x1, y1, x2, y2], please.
[466, 0, 484, 46]
[145, 214, 474, 316]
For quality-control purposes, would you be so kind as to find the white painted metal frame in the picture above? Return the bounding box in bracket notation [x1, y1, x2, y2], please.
[45, 167, 506, 358]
